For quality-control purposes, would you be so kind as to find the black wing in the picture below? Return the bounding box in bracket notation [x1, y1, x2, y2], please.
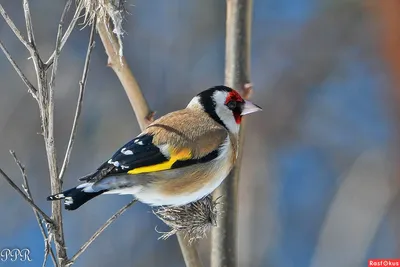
[79, 134, 168, 182]
[79, 133, 220, 183]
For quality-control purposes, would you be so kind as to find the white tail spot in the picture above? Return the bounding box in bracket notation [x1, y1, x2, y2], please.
[65, 197, 74, 205]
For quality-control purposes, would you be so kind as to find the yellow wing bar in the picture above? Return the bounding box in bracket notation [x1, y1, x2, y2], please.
[127, 147, 192, 175]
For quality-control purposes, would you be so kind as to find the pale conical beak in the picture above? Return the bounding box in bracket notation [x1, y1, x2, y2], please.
[241, 100, 262, 115]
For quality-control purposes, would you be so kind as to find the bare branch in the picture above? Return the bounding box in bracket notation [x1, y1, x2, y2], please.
[20, 1, 70, 264]
[0, 1, 68, 265]
[42, 250, 49, 267]
[177, 235, 204, 266]
[49, 0, 73, 107]
[41, 230, 55, 267]
[9, 151, 58, 266]
[0, 40, 37, 98]
[21, 0, 44, 66]
[211, 0, 253, 266]
[59, 21, 96, 181]
[22, 0, 36, 46]
[0, 167, 52, 223]
[10, 151, 30, 199]
[66, 199, 137, 266]
[0, 4, 32, 51]
[45, 0, 84, 69]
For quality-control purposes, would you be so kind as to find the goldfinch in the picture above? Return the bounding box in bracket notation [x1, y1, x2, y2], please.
[47, 85, 262, 210]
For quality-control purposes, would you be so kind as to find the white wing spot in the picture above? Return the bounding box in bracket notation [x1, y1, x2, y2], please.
[121, 148, 133, 155]
[121, 165, 129, 169]
[134, 139, 144, 145]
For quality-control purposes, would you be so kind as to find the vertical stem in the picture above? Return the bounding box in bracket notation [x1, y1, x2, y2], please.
[211, 1, 253, 267]
[177, 233, 203, 266]
[42, 69, 67, 266]
[29, 43, 67, 264]
[31, 58, 67, 265]
[25, 6, 67, 260]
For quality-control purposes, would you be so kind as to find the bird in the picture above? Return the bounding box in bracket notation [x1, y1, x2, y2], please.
[47, 85, 262, 210]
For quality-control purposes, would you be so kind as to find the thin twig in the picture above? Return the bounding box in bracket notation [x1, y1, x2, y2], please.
[42, 250, 48, 267]
[49, 0, 73, 108]
[9, 151, 58, 267]
[22, 0, 35, 46]
[45, 0, 84, 69]
[21, 0, 45, 96]
[0, 40, 37, 98]
[0, 168, 52, 223]
[59, 21, 96, 181]
[0, 4, 32, 51]
[22, 0, 43, 66]
[41, 230, 55, 267]
[66, 199, 137, 266]
[47, 0, 72, 181]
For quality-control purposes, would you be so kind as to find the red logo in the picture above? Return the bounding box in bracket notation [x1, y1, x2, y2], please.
[369, 260, 400, 266]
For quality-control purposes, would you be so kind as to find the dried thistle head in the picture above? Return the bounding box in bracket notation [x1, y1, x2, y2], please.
[153, 195, 220, 244]
[76, 0, 126, 57]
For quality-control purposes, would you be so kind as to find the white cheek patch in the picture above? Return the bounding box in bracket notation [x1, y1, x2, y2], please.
[213, 91, 240, 134]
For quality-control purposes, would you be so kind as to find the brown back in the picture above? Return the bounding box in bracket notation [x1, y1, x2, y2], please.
[144, 109, 228, 159]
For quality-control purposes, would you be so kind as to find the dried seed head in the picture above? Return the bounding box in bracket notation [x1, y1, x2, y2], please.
[153, 195, 220, 244]
[76, 0, 126, 57]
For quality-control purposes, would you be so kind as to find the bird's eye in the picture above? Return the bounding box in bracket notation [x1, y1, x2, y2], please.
[226, 101, 237, 110]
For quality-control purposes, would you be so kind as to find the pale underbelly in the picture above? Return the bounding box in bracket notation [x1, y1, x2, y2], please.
[136, 173, 227, 206]
[105, 161, 231, 206]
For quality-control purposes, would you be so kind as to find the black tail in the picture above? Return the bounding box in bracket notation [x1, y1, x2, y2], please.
[47, 186, 106, 211]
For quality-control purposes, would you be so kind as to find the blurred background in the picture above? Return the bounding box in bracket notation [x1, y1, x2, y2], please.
[0, 0, 399, 266]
